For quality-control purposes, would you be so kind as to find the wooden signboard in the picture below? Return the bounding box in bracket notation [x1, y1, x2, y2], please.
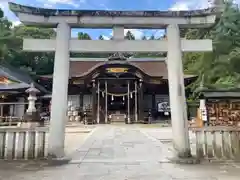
[72, 79, 84, 85]
[106, 68, 128, 73]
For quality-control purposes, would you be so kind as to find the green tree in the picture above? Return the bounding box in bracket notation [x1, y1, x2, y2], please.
[183, 0, 240, 96]
[98, 35, 104, 40]
[149, 34, 155, 40]
[141, 35, 147, 40]
[0, 8, 3, 18]
[0, 12, 56, 75]
[125, 31, 135, 40]
[78, 32, 91, 40]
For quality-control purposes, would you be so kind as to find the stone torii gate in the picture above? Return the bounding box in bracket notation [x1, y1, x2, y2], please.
[9, 2, 219, 159]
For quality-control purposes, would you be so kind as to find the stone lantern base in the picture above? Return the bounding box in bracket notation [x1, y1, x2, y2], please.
[21, 111, 43, 128]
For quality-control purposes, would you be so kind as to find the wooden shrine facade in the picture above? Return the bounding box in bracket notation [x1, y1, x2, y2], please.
[39, 58, 196, 123]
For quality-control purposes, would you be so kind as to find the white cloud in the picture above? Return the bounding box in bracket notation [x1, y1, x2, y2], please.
[43, 3, 54, 8]
[170, 0, 213, 11]
[102, 35, 110, 40]
[37, 0, 85, 8]
[170, 2, 189, 11]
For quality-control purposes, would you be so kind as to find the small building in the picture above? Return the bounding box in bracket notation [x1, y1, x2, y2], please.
[0, 63, 48, 119]
[201, 88, 240, 126]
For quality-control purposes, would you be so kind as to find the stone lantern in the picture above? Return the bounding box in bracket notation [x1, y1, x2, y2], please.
[26, 83, 40, 113]
[22, 83, 41, 127]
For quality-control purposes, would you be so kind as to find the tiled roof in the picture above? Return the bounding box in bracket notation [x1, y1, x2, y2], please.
[0, 63, 48, 93]
[40, 61, 196, 79]
[69, 61, 195, 79]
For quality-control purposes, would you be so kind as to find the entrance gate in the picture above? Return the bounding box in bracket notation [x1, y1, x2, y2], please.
[9, 2, 221, 158]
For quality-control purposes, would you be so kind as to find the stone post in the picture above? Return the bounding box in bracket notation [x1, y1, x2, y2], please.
[48, 22, 70, 158]
[113, 26, 124, 40]
[166, 24, 191, 158]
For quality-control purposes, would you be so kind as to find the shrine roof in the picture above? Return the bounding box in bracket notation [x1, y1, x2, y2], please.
[0, 63, 48, 93]
[40, 60, 196, 79]
[201, 88, 240, 98]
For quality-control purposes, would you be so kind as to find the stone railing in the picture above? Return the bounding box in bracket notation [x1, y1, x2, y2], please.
[192, 127, 240, 161]
[0, 127, 48, 160]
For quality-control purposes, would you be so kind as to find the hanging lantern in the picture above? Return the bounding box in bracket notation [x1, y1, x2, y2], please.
[111, 95, 114, 101]
[123, 96, 125, 101]
[130, 92, 133, 99]
[102, 91, 104, 97]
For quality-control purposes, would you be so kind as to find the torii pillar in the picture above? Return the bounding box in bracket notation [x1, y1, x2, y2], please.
[48, 22, 70, 158]
[167, 24, 191, 158]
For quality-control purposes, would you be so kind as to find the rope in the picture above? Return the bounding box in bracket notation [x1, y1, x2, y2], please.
[98, 89, 136, 96]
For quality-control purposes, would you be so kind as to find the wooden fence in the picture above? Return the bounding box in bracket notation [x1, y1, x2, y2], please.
[192, 127, 240, 161]
[0, 127, 48, 160]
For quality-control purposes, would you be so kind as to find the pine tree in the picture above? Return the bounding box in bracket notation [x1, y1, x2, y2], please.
[125, 31, 135, 40]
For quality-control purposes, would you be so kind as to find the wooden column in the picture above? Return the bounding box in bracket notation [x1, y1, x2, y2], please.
[92, 80, 96, 124]
[97, 81, 100, 124]
[79, 92, 83, 110]
[138, 80, 144, 121]
[152, 93, 156, 110]
[134, 81, 138, 123]
[127, 80, 130, 124]
[105, 81, 108, 124]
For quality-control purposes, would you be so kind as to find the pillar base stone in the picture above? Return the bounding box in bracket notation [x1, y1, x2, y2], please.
[47, 148, 71, 165]
[47, 148, 65, 159]
[168, 156, 200, 164]
[47, 155, 71, 166]
[168, 149, 200, 164]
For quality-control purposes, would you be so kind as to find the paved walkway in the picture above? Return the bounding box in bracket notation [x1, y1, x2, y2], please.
[0, 125, 240, 180]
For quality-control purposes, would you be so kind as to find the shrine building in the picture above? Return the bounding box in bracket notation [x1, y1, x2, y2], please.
[39, 55, 196, 123]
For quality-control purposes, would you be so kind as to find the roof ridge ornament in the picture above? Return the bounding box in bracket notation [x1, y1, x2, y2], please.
[108, 53, 127, 61]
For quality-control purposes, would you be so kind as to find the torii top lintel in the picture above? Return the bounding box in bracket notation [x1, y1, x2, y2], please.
[9, 2, 220, 29]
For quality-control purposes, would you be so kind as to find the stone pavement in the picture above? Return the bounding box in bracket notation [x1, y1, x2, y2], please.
[0, 125, 240, 180]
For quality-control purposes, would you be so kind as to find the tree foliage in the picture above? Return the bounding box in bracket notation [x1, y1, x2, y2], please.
[0, 9, 56, 75]
[183, 0, 240, 97]
[0, 8, 3, 18]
